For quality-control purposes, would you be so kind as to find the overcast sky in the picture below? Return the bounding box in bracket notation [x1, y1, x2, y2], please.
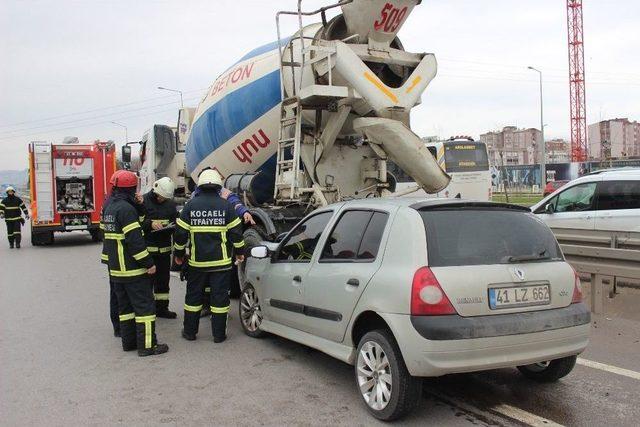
[1, 0, 638, 170]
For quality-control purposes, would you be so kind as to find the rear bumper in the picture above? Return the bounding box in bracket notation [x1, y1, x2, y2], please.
[380, 304, 591, 377]
[410, 303, 590, 340]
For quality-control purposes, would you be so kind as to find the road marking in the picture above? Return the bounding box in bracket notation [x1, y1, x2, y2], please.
[577, 358, 640, 381]
[491, 404, 564, 427]
[425, 388, 563, 427]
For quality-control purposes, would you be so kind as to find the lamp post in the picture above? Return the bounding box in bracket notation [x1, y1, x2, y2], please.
[528, 66, 546, 186]
[111, 121, 128, 143]
[157, 86, 184, 107]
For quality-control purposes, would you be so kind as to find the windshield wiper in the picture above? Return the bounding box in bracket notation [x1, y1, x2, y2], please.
[504, 250, 550, 263]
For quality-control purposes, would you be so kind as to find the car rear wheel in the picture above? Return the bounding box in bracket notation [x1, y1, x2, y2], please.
[239, 284, 265, 338]
[355, 330, 421, 421]
[517, 355, 577, 382]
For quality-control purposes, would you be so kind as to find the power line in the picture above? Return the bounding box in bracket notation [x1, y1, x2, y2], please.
[0, 106, 180, 142]
[0, 87, 208, 129]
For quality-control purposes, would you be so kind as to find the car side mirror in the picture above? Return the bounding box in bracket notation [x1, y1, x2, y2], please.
[250, 246, 269, 259]
[545, 203, 555, 214]
[121, 145, 132, 163]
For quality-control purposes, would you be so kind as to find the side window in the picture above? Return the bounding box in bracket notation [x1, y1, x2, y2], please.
[555, 183, 597, 213]
[596, 180, 640, 211]
[357, 212, 389, 260]
[277, 212, 333, 262]
[321, 211, 373, 260]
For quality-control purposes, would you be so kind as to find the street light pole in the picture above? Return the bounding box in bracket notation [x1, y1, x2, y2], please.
[528, 66, 546, 186]
[111, 121, 128, 143]
[157, 86, 184, 107]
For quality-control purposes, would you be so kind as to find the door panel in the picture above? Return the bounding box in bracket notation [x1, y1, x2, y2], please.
[302, 211, 390, 342]
[263, 211, 334, 330]
[594, 179, 640, 232]
[538, 182, 597, 230]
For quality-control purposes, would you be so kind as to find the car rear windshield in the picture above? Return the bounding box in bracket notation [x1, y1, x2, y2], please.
[419, 209, 563, 267]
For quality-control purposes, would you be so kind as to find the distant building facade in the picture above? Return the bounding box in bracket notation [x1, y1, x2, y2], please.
[480, 126, 542, 166]
[546, 138, 571, 163]
[588, 118, 640, 159]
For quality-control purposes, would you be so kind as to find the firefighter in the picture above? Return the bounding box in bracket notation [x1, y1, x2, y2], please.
[192, 167, 254, 317]
[174, 169, 245, 343]
[142, 177, 178, 319]
[0, 186, 29, 249]
[101, 170, 168, 356]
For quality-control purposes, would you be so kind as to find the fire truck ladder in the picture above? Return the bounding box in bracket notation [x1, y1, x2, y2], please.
[31, 142, 55, 222]
[274, 0, 353, 204]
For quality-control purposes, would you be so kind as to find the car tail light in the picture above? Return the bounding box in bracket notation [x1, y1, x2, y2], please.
[411, 267, 457, 315]
[571, 268, 583, 304]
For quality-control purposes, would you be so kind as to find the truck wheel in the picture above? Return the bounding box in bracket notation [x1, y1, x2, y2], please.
[235, 226, 267, 294]
[517, 355, 577, 382]
[31, 230, 54, 246]
[239, 284, 266, 338]
[355, 330, 422, 421]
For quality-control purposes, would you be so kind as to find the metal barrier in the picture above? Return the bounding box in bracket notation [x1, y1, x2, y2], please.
[551, 228, 640, 314]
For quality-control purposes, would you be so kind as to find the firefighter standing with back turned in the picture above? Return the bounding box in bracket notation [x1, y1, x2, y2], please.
[142, 177, 178, 319]
[174, 169, 245, 343]
[0, 186, 29, 249]
[101, 170, 169, 356]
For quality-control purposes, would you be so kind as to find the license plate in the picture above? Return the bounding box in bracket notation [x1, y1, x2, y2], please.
[489, 284, 550, 309]
[65, 225, 87, 230]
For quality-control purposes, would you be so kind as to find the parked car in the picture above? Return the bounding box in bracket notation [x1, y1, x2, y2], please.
[531, 168, 640, 232]
[543, 180, 569, 196]
[239, 198, 590, 421]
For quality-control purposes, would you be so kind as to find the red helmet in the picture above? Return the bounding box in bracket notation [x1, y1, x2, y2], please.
[110, 170, 138, 188]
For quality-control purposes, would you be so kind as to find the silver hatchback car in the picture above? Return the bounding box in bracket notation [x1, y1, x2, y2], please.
[240, 199, 590, 421]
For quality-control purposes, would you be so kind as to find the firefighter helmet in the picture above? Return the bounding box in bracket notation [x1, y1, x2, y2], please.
[153, 177, 175, 199]
[198, 169, 223, 188]
[110, 170, 138, 188]
[5, 186, 15, 194]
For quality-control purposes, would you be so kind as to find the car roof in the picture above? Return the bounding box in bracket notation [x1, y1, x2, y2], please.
[583, 167, 640, 177]
[335, 197, 530, 212]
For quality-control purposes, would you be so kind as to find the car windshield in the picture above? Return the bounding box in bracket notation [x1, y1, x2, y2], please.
[419, 208, 563, 267]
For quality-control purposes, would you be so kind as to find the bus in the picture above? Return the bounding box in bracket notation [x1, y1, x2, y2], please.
[389, 137, 492, 201]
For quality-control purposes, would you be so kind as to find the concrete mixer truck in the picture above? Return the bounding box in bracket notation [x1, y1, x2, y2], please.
[126, 0, 449, 245]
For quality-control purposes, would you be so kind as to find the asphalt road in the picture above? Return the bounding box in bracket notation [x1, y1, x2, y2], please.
[2, 229, 640, 426]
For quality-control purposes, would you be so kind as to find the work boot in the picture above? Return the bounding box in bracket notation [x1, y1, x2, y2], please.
[157, 309, 177, 319]
[213, 335, 227, 344]
[114, 328, 121, 338]
[9, 244, 13, 249]
[181, 329, 196, 341]
[138, 343, 169, 357]
[15, 242, 20, 249]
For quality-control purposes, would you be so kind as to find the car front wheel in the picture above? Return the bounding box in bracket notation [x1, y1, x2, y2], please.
[517, 355, 577, 382]
[355, 330, 421, 421]
[239, 284, 265, 338]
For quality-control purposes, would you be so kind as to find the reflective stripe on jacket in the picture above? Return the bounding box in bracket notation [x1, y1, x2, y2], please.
[0, 196, 28, 221]
[173, 190, 245, 270]
[141, 191, 177, 254]
[101, 196, 154, 281]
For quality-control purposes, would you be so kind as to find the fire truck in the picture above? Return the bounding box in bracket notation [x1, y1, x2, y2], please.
[28, 139, 116, 245]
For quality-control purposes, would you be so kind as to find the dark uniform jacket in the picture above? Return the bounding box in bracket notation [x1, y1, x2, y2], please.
[141, 191, 177, 255]
[100, 192, 154, 282]
[173, 190, 245, 271]
[0, 195, 28, 222]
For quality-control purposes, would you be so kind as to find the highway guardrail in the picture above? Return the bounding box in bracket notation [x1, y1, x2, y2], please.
[551, 227, 640, 314]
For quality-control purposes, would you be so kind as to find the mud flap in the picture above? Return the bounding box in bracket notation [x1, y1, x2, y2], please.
[353, 117, 451, 194]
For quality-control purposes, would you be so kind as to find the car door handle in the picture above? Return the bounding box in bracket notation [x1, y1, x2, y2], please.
[293, 275, 302, 282]
[347, 278, 359, 287]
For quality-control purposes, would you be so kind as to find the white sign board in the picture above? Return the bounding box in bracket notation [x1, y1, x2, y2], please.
[54, 158, 93, 178]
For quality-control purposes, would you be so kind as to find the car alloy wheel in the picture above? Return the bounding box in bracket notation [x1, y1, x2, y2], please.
[240, 285, 263, 333]
[357, 341, 392, 411]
